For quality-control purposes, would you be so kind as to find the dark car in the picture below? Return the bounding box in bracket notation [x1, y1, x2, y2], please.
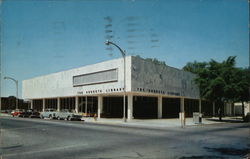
[19, 109, 40, 118]
[19, 109, 32, 117]
[29, 111, 40, 118]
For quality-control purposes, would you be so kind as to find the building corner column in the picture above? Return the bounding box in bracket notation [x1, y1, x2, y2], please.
[30, 100, 33, 109]
[127, 94, 133, 120]
[98, 95, 103, 119]
[180, 97, 185, 127]
[180, 97, 185, 112]
[158, 96, 162, 119]
[75, 96, 79, 113]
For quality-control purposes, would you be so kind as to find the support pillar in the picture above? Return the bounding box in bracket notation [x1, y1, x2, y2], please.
[199, 99, 202, 113]
[30, 100, 33, 109]
[158, 96, 162, 119]
[85, 96, 87, 114]
[180, 97, 185, 128]
[97, 96, 103, 119]
[180, 97, 185, 112]
[127, 94, 133, 120]
[42, 99, 45, 112]
[75, 96, 79, 113]
[57, 98, 60, 111]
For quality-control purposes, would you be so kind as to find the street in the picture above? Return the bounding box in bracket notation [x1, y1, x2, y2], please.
[0, 116, 249, 159]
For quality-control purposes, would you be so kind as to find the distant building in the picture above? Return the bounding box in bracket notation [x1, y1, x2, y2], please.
[22, 56, 212, 119]
[0, 96, 30, 111]
[234, 102, 250, 116]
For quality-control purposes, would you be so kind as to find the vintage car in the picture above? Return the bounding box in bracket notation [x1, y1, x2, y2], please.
[19, 109, 40, 118]
[55, 109, 82, 121]
[11, 109, 24, 117]
[40, 109, 57, 119]
[29, 111, 41, 118]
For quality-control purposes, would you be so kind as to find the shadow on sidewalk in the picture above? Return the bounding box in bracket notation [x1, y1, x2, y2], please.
[206, 117, 244, 123]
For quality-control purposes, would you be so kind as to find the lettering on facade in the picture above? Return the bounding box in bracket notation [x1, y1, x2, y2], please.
[77, 91, 83, 95]
[135, 87, 180, 96]
[167, 92, 180, 96]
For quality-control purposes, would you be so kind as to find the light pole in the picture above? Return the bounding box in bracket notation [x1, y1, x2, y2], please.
[105, 40, 126, 122]
[4, 76, 18, 110]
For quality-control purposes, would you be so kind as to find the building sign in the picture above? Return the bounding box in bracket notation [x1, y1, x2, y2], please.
[77, 91, 83, 95]
[73, 68, 118, 86]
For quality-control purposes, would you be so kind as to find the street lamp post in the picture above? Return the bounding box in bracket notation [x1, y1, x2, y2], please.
[105, 40, 127, 122]
[4, 76, 18, 109]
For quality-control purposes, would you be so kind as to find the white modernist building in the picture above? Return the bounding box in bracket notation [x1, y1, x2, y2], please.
[23, 56, 203, 119]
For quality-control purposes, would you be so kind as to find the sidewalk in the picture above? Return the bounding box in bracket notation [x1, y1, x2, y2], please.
[81, 117, 231, 129]
[1, 113, 244, 129]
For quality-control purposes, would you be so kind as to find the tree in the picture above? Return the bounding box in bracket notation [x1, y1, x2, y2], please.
[183, 56, 249, 121]
[183, 61, 207, 74]
[232, 68, 250, 118]
[136, 55, 167, 66]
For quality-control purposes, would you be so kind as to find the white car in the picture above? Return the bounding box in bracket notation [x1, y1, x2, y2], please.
[55, 109, 82, 121]
[40, 109, 57, 119]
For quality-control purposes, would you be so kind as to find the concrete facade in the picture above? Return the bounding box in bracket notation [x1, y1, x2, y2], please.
[131, 57, 199, 99]
[22, 56, 201, 119]
[23, 57, 132, 99]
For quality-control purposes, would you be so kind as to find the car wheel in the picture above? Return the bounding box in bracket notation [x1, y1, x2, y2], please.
[57, 116, 60, 120]
[49, 115, 53, 120]
[40, 115, 44, 119]
[67, 116, 71, 121]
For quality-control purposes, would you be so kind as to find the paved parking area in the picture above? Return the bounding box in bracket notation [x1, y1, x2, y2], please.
[0, 116, 249, 159]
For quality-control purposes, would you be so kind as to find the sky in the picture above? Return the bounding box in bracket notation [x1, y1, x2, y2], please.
[0, 0, 249, 98]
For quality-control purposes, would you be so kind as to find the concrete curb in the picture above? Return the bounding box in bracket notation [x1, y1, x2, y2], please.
[1, 114, 245, 130]
[81, 118, 228, 129]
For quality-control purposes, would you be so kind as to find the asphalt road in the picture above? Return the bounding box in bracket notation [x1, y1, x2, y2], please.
[0, 116, 249, 159]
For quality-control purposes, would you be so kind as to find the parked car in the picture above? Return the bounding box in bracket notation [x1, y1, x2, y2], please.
[1, 109, 12, 114]
[55, 109, 82, 121]
[29, 111, 41, 118]
[19, 109, 40, 118]
[19, 110, 30, 118]
[11, 109, 24, 117]
[40, 109, 57, 119]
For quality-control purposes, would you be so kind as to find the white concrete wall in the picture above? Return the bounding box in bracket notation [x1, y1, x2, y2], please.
[131, 56, 200, 99]
[23, 57, 132, 99]
[234, 102, 250, 116]
[244, 102, 250, 116]
[23, 56, 200, 100]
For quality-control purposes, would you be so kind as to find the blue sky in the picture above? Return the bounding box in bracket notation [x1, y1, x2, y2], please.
[1, 0, 249, 98]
